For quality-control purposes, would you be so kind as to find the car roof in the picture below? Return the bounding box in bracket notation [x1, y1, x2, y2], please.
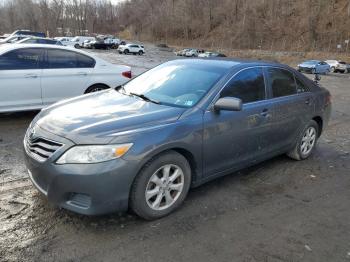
[0, 43, 95, 57]
[168, 58, 288, 70]
[20, 37, 56, 40]
[304, 60, 320, 63]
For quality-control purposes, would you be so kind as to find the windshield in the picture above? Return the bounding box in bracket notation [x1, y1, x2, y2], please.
[121, 61, 230, 108]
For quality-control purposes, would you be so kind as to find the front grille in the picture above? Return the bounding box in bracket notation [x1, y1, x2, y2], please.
[25, 135, 63, 162]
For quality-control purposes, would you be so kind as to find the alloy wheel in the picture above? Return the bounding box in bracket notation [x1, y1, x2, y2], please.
[300, 126, 317, 155]
[145, 164, 184, 211]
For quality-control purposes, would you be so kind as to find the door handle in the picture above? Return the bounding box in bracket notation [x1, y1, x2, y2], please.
[305, 98, 311, 105]
[25, 74, 38, 78]
[77, 72, 88, 76]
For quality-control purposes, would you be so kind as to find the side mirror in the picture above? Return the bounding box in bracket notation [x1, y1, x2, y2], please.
[214, 97, 242, 112]
[314, 73, 321, 84]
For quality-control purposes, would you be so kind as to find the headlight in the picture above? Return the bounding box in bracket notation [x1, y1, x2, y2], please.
[56, 143, 133, 164]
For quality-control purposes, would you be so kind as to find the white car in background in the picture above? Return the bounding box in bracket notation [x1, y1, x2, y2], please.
[118, 44, 144, 55]
[325, 60, 348, 73]
[54, 37, 74, 46]
[0, 44, 131, 113]
[68, 36, 96, 48]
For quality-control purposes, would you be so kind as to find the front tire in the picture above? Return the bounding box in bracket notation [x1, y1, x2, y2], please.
[138, 50, 143, 55]
[124, 49, 129, 54]
[287, 120, 319, 160]
[130, 151, 191, 220]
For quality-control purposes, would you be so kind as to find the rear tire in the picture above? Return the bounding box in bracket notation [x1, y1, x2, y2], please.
[287, 120, 319, 161]
[330, 67, 335, 73]
[130, 151, 191, 220]
[74, 44, 80, 49]
[85, 84, 109, 93]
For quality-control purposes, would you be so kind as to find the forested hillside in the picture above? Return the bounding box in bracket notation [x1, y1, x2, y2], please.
[1, 0, 350, 52]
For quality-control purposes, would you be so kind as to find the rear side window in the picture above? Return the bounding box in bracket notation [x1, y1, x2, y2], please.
[76, 53, 95, 67]
[220, 67, 266, 103]
[267, 68, 297, 97]
[0, 48, 42, 70]
[46, 49, 95, 68]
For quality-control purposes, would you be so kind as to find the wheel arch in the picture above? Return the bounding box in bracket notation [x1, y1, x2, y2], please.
[84, 83, 111, 94]
[133, 146, 201, 188]
[312, 116, 323, 137]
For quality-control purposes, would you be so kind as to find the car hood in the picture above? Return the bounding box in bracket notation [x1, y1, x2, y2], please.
[35, 90, 186, 144]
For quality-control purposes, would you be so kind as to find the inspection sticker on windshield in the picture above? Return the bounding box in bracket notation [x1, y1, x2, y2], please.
[185, 101, 194, 106]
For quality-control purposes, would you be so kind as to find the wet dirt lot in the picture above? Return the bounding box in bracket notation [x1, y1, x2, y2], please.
[1, 45, 350, 262]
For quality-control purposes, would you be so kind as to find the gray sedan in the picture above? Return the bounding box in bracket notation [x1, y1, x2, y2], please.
[24, 59, 332, 220]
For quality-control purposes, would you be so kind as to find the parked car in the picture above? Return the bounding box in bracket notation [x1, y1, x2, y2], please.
[185, 49, 205, 57]
[16, 37, 63, 45]
[297, 60, 330, 74]
[23, 59, 331, 220]
[175, 48, 191, 56]
[325, 60, 348, 73]
[0, 44, 131, 113]
[10, 29, 46, 38]
[69, 36, 96, 48]
[87, 38, 120, 49]
[82, 39, 95, 48]
[0, 35, 27, 45]
[345, 62, 350, 73]
[118, 44, 144, 55]
[54, 37, 74, 46]
[198, 51, 226, 58]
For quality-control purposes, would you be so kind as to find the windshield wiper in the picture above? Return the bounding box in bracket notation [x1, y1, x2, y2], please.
[129, 92, 161, 105]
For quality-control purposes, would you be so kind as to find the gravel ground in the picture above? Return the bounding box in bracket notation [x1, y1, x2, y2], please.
[0, 44, 350, 262]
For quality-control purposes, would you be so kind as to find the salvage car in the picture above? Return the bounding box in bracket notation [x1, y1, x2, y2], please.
[0, 44, 131, 113]
[297, 60, 330, 74]
[198, 51, 226, 58]
[24, 59, 331, 220]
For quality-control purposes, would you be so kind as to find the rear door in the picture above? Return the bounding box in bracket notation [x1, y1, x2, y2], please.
[203, 67, 274, 177]
[0, 48, 43, 112]
[41, 48, 95, 105]
[265, 67, 314, 153]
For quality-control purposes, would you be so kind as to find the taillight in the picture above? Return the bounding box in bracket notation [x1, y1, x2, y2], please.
[122, 70, 132, 79]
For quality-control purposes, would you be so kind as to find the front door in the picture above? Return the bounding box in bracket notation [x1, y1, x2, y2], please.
[0, 48, 43, 112]
[203, 67, 273, 177]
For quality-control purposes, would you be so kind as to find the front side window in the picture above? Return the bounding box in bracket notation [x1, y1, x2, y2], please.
[122, 61, 231, 108]
[47, 49, 95, 68]
[267, 68, 297, 98]
[220, 67, 266, 103]
[0, 48, 42, 70]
